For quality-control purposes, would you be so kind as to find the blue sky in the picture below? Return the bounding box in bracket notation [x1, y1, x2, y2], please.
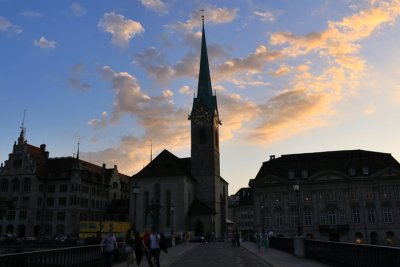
[2, 0, 400, 194]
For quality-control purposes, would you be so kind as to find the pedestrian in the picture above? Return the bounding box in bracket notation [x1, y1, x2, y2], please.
[101, 228, 119, 267]
[235, 231, 240, 247]
[124, 228, 135, 267]
[134, 231, 144, 267]
[142, 229, 153, 267]
[149, 227, 161, 267]
[256, 233, 262, 253]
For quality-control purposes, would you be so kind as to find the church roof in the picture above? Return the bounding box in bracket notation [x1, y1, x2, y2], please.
[252, 149, 400, 182]
[188, 198, 216, 215]
[133, 149, 193, 180]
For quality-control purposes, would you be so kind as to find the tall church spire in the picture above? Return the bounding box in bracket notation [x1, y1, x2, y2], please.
[196, 15, 214, 110]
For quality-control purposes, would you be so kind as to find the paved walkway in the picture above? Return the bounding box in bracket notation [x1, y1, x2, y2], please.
[114, 241, 331, 267]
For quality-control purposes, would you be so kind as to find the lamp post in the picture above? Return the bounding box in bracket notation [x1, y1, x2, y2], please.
[260, 203, 265, 236]
[170, 205, 174, 236]
[293, 182, 303, 236]
[132, 182, 140, 231]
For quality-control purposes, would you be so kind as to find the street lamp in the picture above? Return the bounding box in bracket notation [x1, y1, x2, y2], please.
[132, 182, 140, 231]
[260, 203, 265, 236]
[170, 205, 174, 236]
[292, 182, 303, 237]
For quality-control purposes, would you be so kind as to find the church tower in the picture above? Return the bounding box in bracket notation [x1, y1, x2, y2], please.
[190, 16, 222, 211]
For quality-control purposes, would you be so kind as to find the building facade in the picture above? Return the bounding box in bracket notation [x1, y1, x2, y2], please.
[130, 19, 228, 238]
[0, 128, 130, 238]
[249, 150, 400, 246]
[229, 188, 254, 240]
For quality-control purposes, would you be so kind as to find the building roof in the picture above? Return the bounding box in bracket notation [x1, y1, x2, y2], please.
[133, 149, 193, 180]
[252, 149, 400, 183]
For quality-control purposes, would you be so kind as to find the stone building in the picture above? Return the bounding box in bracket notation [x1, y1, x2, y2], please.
[229, 188, 254, 240]
[249, 150, 400, 246]
[0, 128, 130, 238]
[130, 19, 228, 238]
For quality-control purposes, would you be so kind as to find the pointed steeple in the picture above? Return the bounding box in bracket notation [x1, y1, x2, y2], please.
[18, 110, 26, 145]
[196, 16, 214, 110]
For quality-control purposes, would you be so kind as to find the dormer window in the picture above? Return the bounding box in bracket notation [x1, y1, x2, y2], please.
[349, 167, 356, 176]
[288, 171, 295, 180]
[301, 170, 308, 179]
[362, 166, 369, 175]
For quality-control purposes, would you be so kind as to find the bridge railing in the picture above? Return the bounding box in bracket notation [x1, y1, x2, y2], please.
[305, 239, 400, 267]
[0, 242, 125, 267]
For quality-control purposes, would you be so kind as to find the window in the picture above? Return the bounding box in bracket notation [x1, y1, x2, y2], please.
[301, 170, 308, 179]
[47, 185, 56, 193]
[45, 211, 53, 221]
[383, 207, 393, 223]
[381, 187, 391, 199]
[113, 182, 118, 189]
[328, 210, 337, 225]
[92, 187, 95, 195]
[39, 184, 44, 192]
[303, 192, 311, 202]
[12, 179, 20, 192]
[365, 188, 374, 200]
[264, 213, 271, 227]
[350, 190, 359, 200]
[288, 171, 295, 180]
[22, 197, 29, 208]
[46, 198, 54, 206]
[37, 197, 42, 207]
[59, 184, 68, 192]
[304, 210, 313, 226]
[367, 208, 376, 224]
[326, 191, 335, 201]
[7, 210, 15, 220]
[275, 213, 283, 227]
[289, 212, 298, 227]
[320, 213, 327, 225]
[273, 193, 282, 203]
[349, 168, 356, 176]
[1, 179, 9, 192]
[362, 166, 369, 175]
[57, 212, 66, 221]
[338, 211, 346, 224]
[288, 193, 296, 203]
[352, 209, 361, 224]
[19, 211, 27, 220]
[36, 211, 41, 221]
[22, 178, 31, 192]
[58, 197, 67, 206]
[336, 191, 343, 201]
[44, 224, 52, 235]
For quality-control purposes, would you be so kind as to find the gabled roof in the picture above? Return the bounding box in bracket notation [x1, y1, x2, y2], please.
[26, 144, 48, 178]
[188, 198, 216, 215]
[133, 149, 193, 180]
[253, 149, 400, 181]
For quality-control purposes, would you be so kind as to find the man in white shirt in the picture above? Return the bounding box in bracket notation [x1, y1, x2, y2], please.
[149, 227, 161, 267]
[101, 228, 119, 267]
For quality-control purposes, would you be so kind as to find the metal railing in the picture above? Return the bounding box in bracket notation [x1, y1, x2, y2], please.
[305, 240, 400, 267]
[0, 243, 126, 267]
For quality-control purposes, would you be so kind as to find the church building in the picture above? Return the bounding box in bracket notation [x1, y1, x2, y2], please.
[131, 18, 229, 238]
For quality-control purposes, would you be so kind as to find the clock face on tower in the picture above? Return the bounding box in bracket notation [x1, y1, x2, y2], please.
[193, 107, 211, 125]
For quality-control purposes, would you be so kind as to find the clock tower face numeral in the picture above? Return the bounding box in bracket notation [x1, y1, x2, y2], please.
[193, 107, 211, 125]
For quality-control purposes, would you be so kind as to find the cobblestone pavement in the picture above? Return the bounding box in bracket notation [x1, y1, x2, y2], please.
[169, 242, 272, 267]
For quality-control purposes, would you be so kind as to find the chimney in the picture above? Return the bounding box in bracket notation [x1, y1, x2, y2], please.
[270, 155, 275, 160]
[102, 163, 106, 168]
[40, 144, 46, 151]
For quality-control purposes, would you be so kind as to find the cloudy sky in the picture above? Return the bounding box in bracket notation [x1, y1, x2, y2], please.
[2, 0, 400, 194]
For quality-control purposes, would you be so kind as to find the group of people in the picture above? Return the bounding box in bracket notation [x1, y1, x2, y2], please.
[100, 227, 167, 267]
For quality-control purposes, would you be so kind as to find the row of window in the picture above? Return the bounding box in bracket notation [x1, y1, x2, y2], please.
[5, 210, 66, 221]
[287, 166, 370, 180]
[258, 186, 400, 204]
[260, 207, 400, 227]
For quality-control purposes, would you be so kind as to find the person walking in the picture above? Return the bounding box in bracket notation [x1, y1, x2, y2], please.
[125, 228, 135, 267]
[134, 231, 144, 267]
[149, 227, 161, 267]
[142, 228, 154, 267]
[101, 228, 119, 267]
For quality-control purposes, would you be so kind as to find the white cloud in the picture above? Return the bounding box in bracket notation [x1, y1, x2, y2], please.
[70, 3, 86, 17]
[20, 11, 43, 18]
[34, 37, 56, 49]
[0, 16, 22, 34]
[69, 63, 91, 91]
[253, 11, 276, 22]
[139, 0, 168, 14]
[98, 12, 144, 47]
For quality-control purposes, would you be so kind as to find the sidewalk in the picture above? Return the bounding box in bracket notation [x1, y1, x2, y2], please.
[113, 242, 199, 267]
[240, 241, 331, 267]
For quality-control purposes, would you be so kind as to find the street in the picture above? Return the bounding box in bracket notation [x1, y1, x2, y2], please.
[168, 242, 271, 267]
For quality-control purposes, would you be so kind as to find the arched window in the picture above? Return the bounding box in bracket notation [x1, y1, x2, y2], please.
[56, 224, 65, 236]
[1, 179, 9, 192]
[44, 224, 52, 235]
[12, 179, 20, 192]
